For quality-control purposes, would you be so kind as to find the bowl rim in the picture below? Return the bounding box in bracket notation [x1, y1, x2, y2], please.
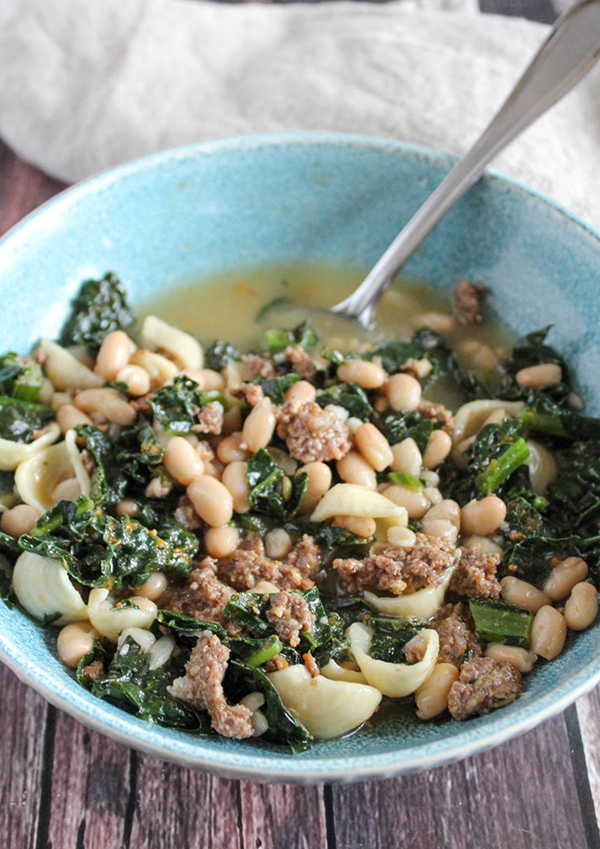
[1, 130, 600, 784]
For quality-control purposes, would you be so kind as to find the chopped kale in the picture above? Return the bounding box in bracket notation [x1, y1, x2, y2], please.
[0, 397, 54, 443]
[317, 382, 373, 420]
[59, 272, 135, 352]
[19, 496, 198, 588]
[255, 374, 301, 404]
[156, 609, 226, 638]
[367, 616, 421, 663]
[465, 419, 530, 496]
[150, 375, 226, 435]
[388, 472, 423, 491]
[227, 660, 312, 752]
[283, 519, 366, 550]
[222, 592, 274, 637]
[497, 327, 571, 408]
[0, 553, 15, 607]
[546, 442, 600, 535]
[228, 635, 283, 667]
[90, 637, 208, 730]
[204, 340, 240, 371]
[364, 334, 440, 389]
[263, 321, 319, 355]
[0, 353, 44, 402]
[504, 535, 583, 586]
[246, 449, 307, 520]
[380, 410, 435, 453]
[469, 598, 533, 648]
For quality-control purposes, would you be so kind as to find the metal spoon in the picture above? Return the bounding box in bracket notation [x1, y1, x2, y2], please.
[329, 0, 600, 328]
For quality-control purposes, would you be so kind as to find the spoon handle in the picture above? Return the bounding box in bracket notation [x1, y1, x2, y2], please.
[333, 0, 600, 326]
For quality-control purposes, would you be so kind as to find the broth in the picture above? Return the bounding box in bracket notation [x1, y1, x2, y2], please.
[141, 263, 513, 408]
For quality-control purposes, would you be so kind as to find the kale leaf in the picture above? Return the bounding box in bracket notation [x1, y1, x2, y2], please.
[255, 374, 301, 404]
[0, 552, 15, 607]
[317, 382, 373, 420]
[380, 410, 435, 453]
[0, 354, 44, 402]
[90, 637, 208, 730]
[263, 321, 319, 355]
[246, 449, 307, 520]
[204, 340, 240, 371]
[150, 375, 226, 435]
[0, 397, 54, 443]
[466, 419, 530, 496]
[367, 616, 421, 663]
[59, 272, 135, 352]
[226, 660, 312, 752]
[19, 496, 198, 587]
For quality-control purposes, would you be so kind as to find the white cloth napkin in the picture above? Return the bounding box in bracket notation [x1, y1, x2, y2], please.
[1, 0, 600, 228]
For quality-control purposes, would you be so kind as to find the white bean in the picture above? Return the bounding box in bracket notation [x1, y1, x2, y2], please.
[265, 529, 293, 559]
[217, 432, 252, 464]
[390, 438, 422, 476]
[56, 404, 92, 434]
[383, 485, 430, 519]
[164, 436, 205, 485]
[543, 556, 588, 602]
[298, 462, 332, 515]
[285, 381, 317, 403]
[460, 496, 506, 536]
[187, 476, 234, 527]
[75, 388, 135, 426]
[116, 364, 151, 397]
[204, 525, 240, 558]
[501, 576, 550, 613]
[484, 643, 537, 672]
[337, 452, 377, 490]
[57, 622, 96, 668]
[355, 423, 393, 471]
[337, 360, 386, 390]
[242, 399, 276, 453]
[415, 663, 459, 720]
[1, 504, 39, 538]
[564, 582, 598, 631]
[530, 605, 567, 660]
[332, 515, 376, 538]
[516, 363, 562, 388]
[386, 374, 421, 412]
[220, 462, 250, 515]
[422, 429, 452, 469]
[95, 331, 132, 381]
[135, 572, 168, 601]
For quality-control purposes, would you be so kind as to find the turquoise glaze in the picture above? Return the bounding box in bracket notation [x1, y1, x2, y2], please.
[0, 133, 599, 783]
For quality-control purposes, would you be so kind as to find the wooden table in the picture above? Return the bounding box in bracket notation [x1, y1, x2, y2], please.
[2, 1, 600, 847]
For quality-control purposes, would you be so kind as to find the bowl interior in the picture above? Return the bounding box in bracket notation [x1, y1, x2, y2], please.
[1, 133, 600, 781]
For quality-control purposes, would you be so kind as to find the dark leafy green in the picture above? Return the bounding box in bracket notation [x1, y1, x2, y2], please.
[367, 616, 421, 663]
[262, 321, 319, 355]
[204, 340, 240, 371]
[255, 374, 301, 404]
[317, 382, 373, 420]
[469, 598, 533, 648]
[0, 353, 44, 402]
[0, 397, 54, 443]
[380, 410, 435, 453]
[19, 496, 198, 587]
[59, 272, 135, 352]
[227, 660, 311, 752]
[246, 449, 307, 520]
[150, 375, 226, 436]
[90, 637, 208, 730]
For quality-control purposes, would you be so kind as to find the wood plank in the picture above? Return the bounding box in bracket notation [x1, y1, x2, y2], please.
[0, 665, 48, 849]
[576, 684, 600, 830]
[239, 782, 328, 849]
[39, 711, 132, 849]
[128, 756, 242, 849]
[0, 142, 66, 233]
[330, 713, 588, 849]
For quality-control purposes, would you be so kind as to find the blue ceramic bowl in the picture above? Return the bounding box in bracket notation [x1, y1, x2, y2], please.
[1, 133, 600, 783]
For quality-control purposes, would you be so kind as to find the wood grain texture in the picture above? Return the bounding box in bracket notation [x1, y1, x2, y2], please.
[40, 712, 132, 849]
[330, 713, 588, 849]
[577, 691, 600, 831]
[239, 781, 328, 849]
[0, 666, 47, 849]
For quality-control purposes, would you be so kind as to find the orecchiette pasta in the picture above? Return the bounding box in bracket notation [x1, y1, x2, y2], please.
[141, 315, 204, 371]
[320, 659, 368, 684]
[363, 564, 457, 619]
[39, 338, 103, 391]
[311, 483, 408, 536]
[15, 429, 90, 513]
[525, 439, 558, 495]
[12, 551, 88, 625]
[452, 399, 525, 445]
[87, 588, 157, 642]
[0, 421, 61, 471]
[267, 664, 381, 739]
[347, 623, 439, 698]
